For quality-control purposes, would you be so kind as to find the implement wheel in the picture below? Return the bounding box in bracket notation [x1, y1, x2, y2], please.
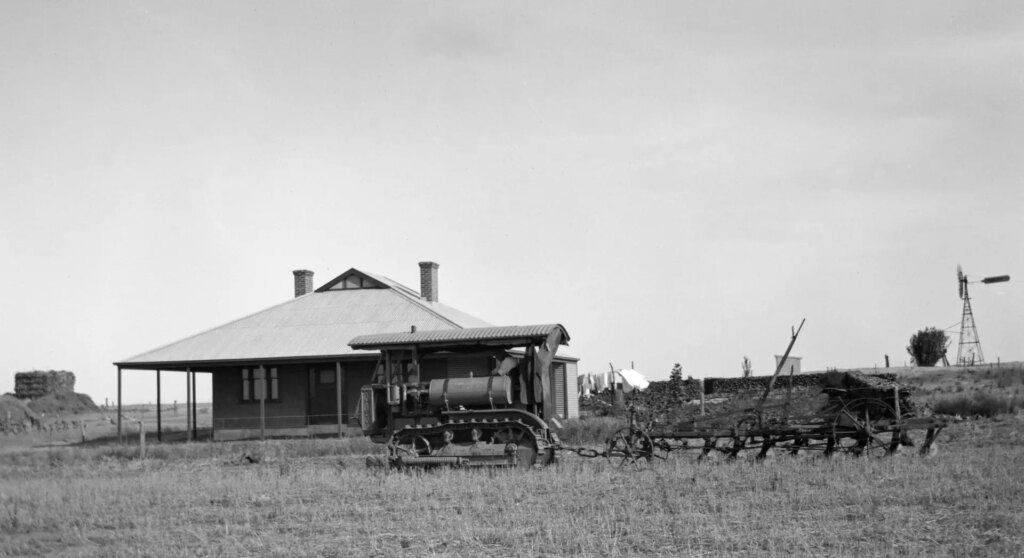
[829, 398, 900, 458]
[606, 426, 656, 470]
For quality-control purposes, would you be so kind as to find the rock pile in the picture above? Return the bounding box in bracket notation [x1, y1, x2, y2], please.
[14, 370, 76, 399]
[704, 373, 835, 395]
[821, 370, 916, 415]
[0, 394, 42, 433]
[9, 370, 100, 416]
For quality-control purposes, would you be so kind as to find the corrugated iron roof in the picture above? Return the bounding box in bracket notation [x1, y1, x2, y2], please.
[349, 324, 570, 349]
[116, 269, 495, 368]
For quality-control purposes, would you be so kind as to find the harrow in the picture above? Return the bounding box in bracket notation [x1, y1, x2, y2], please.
[566, 384, 947, 470]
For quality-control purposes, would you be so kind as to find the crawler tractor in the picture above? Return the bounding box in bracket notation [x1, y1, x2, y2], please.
[349, 324, 570, 469]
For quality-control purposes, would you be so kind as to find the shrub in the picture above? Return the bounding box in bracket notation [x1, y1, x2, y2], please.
[907, 327, 949, 367]
[932, 392, 1024, 417]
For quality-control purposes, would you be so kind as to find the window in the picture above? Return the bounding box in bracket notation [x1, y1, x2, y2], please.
[241, 367, 279, 402]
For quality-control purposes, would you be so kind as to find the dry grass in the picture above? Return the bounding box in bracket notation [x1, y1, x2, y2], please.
[932, 393, 1024, 417]
[899, 362, 1024, 421]
[4, 366, 1022, 557]
[2, 416, 1024, 557]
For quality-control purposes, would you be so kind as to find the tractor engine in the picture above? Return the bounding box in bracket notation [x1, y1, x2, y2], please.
[359, 375, 514, 436]
[349, 324, 571, 469]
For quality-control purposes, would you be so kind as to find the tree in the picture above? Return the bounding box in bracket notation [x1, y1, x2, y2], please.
[906, 327, 949, 367]
[669, 363, 683, 383]
[668, 363, 684, 403]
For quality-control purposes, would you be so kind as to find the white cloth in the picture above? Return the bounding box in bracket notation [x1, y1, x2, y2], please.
[577, 373, 593, 396]
[615, 369, 650, 392]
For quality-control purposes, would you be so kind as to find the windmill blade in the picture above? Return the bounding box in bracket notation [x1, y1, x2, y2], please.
[957, 265, 965, 299]
[981, 275, 1010, 284]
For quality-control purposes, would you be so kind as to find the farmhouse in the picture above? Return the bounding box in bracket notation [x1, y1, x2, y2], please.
[115, 262, 579, 441]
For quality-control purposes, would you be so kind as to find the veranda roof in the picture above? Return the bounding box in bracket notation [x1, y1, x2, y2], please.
[349, 324, 570, 351]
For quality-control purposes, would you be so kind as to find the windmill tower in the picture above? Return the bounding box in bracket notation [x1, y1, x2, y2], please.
[956, 265, 1010, 366]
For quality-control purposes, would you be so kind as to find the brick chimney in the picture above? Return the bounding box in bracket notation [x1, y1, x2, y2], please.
[292, 269, 314, 297]
[418, 261, 439, 302]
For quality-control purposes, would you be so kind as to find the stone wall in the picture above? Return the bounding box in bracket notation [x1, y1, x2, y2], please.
[700, 371, 898, 395]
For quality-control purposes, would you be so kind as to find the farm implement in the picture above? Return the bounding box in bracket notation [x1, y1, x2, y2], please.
[574, 375, 947, 470]
[569, 320, 947, 469]
[351, 321, 946, 470]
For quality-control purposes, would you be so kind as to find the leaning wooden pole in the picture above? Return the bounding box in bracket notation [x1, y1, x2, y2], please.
[755, 319, 806, 412]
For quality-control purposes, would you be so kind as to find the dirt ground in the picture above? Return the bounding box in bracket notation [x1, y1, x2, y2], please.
[0, 402, 212, 454]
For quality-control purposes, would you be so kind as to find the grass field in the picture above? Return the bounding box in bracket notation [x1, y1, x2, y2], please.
[3, 366, 1023, 557]
[2, 415, 1023, 557]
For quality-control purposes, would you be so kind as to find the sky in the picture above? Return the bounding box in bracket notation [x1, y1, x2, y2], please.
[1, 1, 1022, 405]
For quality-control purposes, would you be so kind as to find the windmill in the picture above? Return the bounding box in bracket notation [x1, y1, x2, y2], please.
[956, 265, 1010, 366]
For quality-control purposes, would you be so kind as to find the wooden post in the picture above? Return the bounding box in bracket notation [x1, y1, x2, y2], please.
[185, 368, 192, 442]
[139, 420, 146, 459]
[80, 422, 86, 443]
[384, 352, 394, 438]
[699, 378, 705, 416]
[191, 370, 197, 441]
[117, 367, 122, 444]
[156, 370, 162, 442]
[335, 362, 344, 438]
[257, 366, 266, 441]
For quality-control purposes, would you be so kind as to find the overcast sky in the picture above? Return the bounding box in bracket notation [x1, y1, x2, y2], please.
[2, 1, 1021, 404]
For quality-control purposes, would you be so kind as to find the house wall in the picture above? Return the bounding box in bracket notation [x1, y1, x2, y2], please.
[210, 354, 581, 437]
[212, 364, 308, 430]
[343, 361, 375, 427]
[553, 362, 566, 418]
[565, 361, 579, 419]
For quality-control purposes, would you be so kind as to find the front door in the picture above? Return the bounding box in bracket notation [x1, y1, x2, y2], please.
[308, 367, 338, 425]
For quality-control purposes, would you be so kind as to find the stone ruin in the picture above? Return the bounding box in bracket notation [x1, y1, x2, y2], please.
[620, 369, 918, 426]
[2, 371, 99, 433]
[14, 370, 76, 399]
